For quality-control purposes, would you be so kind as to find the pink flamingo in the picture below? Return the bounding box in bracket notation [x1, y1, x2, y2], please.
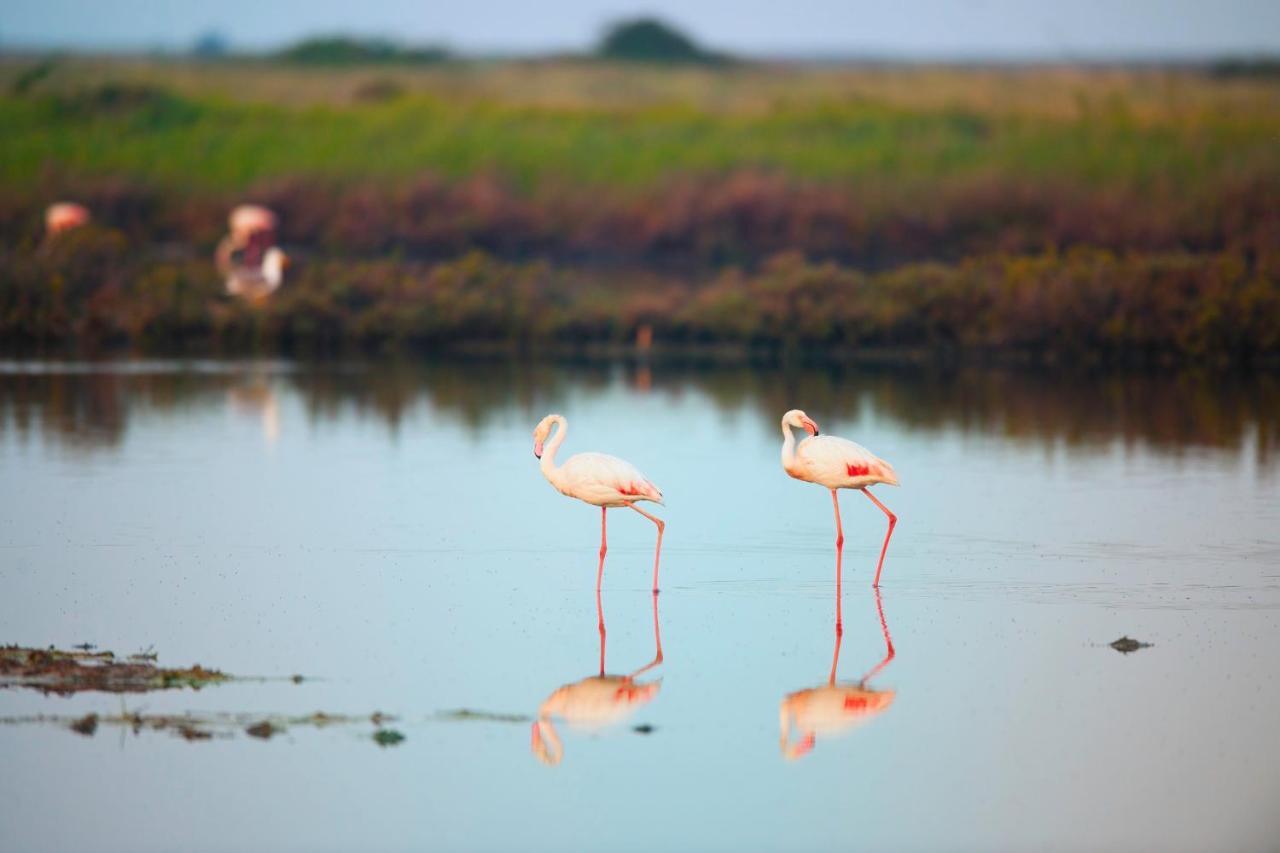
[44, 202, 90, 238]
[227, 204, 277, 244]
[780, 587, 896, 760]
[780, 409, 899, 589]
[533, 414, 665, 591]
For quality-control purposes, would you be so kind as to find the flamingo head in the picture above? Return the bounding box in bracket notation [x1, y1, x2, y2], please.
[783, 409, 820, 436]
[532, 414, 560, 459]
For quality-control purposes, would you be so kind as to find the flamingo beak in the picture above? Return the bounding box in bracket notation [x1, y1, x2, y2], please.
[802, 417, 819, 436]
[534, 439, 544, 459]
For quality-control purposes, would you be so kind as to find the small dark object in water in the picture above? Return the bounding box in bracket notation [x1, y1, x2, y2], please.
[245, 721, 276, 739]
[632, 724, 655, 735]
[70, 713, 98, 736]
[291, 674, 304, 684]
[72, 643, 96, 651]
[1110, 636, 1153, 654]
[177, 724, 212, 741]
[373, 728, 405, 747]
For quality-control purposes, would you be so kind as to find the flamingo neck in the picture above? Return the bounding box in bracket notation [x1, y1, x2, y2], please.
[539, 415, 569, 484]
[781, 421, 799, 473]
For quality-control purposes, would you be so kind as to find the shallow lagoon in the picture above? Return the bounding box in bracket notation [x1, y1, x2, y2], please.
[1, 359, 1278, 852]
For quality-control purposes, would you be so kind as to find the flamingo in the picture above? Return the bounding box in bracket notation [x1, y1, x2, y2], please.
[227, 204, 278, 245]
[216, 242, 289, 304]
[533, 414, 665, 591]
[44, 202, 90, 238]
[531, 590, 663, 765]
[780, 587, 896, 760]
[780, 409, 899, 588]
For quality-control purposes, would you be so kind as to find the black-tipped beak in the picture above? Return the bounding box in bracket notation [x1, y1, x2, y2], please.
[534, 450, 542, 459]
[802, 417, 820, 436]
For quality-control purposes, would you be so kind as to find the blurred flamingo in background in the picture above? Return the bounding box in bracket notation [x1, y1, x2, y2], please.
[217, 204, 287, 303]
[533, 414, 666, 591]
[227, 204, 277, 245]
[532, 590, 664, 765]
[779, 587, 896, 760]
[44, 202, 90, 239]
[217, 244, 289, 303]
[780, 409, 899, 588]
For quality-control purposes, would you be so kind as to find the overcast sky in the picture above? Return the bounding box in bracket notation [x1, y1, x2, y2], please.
[4, 0, 1280, 58]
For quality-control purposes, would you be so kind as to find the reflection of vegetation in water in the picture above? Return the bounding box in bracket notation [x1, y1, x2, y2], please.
[0, 709, 403, 745]
[2, 362, 1274, 468]
[0, 645, 228, 695]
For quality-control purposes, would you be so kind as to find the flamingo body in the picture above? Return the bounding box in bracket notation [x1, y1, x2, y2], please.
[45, 202, 90, 237]
[533, 414, 666, 590]
[780, 409, 900, 587]
[787, 434, 899, 490]
[549, 451, 663, 507]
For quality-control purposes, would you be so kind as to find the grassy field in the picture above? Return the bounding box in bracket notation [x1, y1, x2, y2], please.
[1, 57, 1277, 362]
[2, 58, 1278, 189]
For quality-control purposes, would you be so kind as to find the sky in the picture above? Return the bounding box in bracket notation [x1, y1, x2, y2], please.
[3, 0, 1280, 59]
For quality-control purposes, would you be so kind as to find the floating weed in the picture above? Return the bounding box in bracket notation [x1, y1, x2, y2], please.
[372, 729, 406, 747]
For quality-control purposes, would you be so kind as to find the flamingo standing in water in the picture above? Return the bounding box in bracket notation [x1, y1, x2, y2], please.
[533, 414, 665, 591]
[780, 409, 899, 588]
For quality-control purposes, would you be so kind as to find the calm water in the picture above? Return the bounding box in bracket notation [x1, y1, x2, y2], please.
[1, 359, 1278, 852]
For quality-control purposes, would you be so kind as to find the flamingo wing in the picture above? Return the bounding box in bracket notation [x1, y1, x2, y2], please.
[559, 452, 663, 505]
[797, 435, 898, 489]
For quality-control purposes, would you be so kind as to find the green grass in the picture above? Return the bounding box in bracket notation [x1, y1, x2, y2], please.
[2, 63, 1277, 191]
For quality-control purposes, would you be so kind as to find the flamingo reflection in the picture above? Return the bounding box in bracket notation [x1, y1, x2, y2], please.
[531, 591, 664, 765]
[780, 583, 896, 760]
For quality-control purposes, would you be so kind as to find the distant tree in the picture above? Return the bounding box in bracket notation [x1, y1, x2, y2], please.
[275, 36, 450, 65]
[192, 31, 229, 58]
[596, 18, 726, 64]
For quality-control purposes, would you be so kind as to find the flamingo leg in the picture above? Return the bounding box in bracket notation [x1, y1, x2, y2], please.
[831, 489, 845, 630]
[596, 507, 608, 590]
[628, 591, 664, 679]
[627, 503, 665, 593]
[863, 487, 897, 587]
[828, 608, 844, 686]
[860, 586, 897, 684]
[831, 489, 844, 549]
[596, 585, 607, 676]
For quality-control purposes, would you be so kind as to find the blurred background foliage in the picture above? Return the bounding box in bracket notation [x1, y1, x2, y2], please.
[1, 20, 1277, 363]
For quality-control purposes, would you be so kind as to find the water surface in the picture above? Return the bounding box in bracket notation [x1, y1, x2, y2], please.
[1, 359, 1278, 852]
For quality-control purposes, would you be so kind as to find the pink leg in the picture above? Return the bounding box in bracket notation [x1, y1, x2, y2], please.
[832, 489, 845, 631]
[831, 489, 844, 549]
[596, 508, 607, 590]
[863, 488, 897, 587]
[596, 584, 607, 676]
[628, 503, 665, 593]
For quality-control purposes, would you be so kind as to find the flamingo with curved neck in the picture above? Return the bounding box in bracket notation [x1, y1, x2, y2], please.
[533, 414, 666, 591]
[780, 408, 900, 589]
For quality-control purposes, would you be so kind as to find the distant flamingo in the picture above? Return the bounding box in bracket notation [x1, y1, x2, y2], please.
[780, 409, 899, 588]
[531, 590, 663, 765]
[533, 414, 665, 591]
[227, 204, 278, 244]
[216, 242, 289, 303]
[780, 587, 896, 760]
[44, 202, 90, 238]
